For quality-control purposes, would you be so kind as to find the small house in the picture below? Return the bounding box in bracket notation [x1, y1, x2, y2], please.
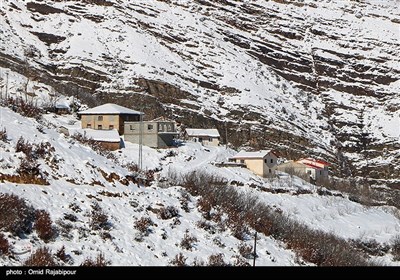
[124, 118, 178, 148]
[78, 103, 143, 135]
[276, 158, 329, 182]
[55, 104, 70, 115]
[184, 128, 220, 147]
[73, 128, 121, 151]
[229, 150, 278, 177]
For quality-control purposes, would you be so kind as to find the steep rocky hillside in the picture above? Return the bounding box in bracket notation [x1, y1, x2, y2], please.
[0, 0, 399, 186]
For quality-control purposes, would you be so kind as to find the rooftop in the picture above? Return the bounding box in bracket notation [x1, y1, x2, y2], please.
[185, 128, 220, 137]
[231, 150, 276, 159]
[78, 103, 143, 115]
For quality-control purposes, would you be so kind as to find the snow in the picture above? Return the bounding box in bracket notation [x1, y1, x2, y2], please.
[185, 128, 220, 138]
[231, 150, 274, 159]
[73, 128, 121, 143]
[78, 103, 143, 115]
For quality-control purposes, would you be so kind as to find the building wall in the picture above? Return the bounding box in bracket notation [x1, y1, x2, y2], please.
[243, 159, 264, 177]
[98, 141, 120, 151]
[188, 136, 219, 147]
[81, 114, 121, 134]
[124, 121, 175, 148]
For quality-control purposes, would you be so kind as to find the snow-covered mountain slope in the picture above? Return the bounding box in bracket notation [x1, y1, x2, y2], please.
[0, 0, 399, 186]
[0, 107, 399, 266]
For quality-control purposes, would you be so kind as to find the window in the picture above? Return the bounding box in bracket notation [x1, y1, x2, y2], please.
[198, 137, 203, 142]
[97, 116, 103, 121]
[307, 170, 311, 175]
[109, 125, 114, 130]
[148, 124, 153, 130]
[98, 125, 102, 130]
[87, 124, 91, 128]
[130, 125, 135, 131]
[158, 124, 163, 132]
[269, 169, 272, 173]
[264, 159, 267, 164]
[240, 160, 244, 164]
[270, 158, 274, 164]
[209, 138, 212, 142]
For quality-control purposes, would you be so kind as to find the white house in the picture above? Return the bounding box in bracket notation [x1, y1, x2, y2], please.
[229, 150, 278, 177]
[184, 128, 220, 147]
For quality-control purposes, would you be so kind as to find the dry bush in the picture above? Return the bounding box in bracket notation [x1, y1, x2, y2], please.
[55, 246, 67, 262]
[196, 220, 217, 234]
[80, 252, 111, 266]
[134, 217, 154, 236]
[208, 253, 227, 266]
[238, 242, 253, 259]
[176, 170, 372, 266]
[34, 210, 56, 242]
[158, 206, 179, 220]
[89, 202, 111, 231]
[192, 257, 205, 266]
[0, 193, 35, 236]
[180, 231, 198, 251]
[179, 190, 191, 213]
[24, 247, 56, 266]
[233, 255, 250, 266]
[169, 253, 187, 266]
[0, 128, 8, 143]
[0, 233, 10, 256]
[391, 235, 400, 261]
[351, 239, 389, 257]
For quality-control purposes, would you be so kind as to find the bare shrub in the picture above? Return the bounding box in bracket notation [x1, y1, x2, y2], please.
[0, 128, 8, 143]
[80, 252, 111, 266]
[0, 193, 35, 236]
[180, 231, 198, 251]
[196, 219, 217, 234]
[179, 190, 191, 213]
[34, 210, 56, 242]
[208, 253, 227, 266]
[0, 233, 10, 256]
[391, 235, 400, 261]
[238, 242, 253, 259]
[176, 170, 372, 266]
[24, 247, 56, 266]
[351, 239, 389, 257]
[233, 255, 250, 266]
[55, 245, 72, 264]
[169, 253, 187, 266]
[158, 206, 179, 220]
[89, 202, 111, 231]
[134, 217, 154, 236]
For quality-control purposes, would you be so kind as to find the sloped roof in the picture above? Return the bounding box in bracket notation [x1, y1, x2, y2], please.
[231, 150, 276, 159]
[297, 158, 330, 168]
[78, 103, 143, 115]
[71, 128, 121, 143]
[185, 128, 220, 137]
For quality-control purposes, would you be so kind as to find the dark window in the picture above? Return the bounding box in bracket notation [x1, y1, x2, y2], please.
[209, 138, 212, 142]
[148, 124, 153, 130]
[198, 137, 203, 142]
[307, 170, 311, 175]
[109, 125, 114, 130]
[97, 116, 103, 121]
[240, 160, 244, 164]
[269, 169, 272, 173]
[130, 125, 135, 131]
[87, 124, 91, 128]
[270, 158, 274, 163]
[264, 159, 267, 164]
[98, 125, 102, 130]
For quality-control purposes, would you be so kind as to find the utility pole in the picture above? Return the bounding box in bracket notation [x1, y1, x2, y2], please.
[138, 106, 143, 171]
[5, 72, 9, 100]
[225, 121, 228, 149]
[253, 231, 257, 267]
